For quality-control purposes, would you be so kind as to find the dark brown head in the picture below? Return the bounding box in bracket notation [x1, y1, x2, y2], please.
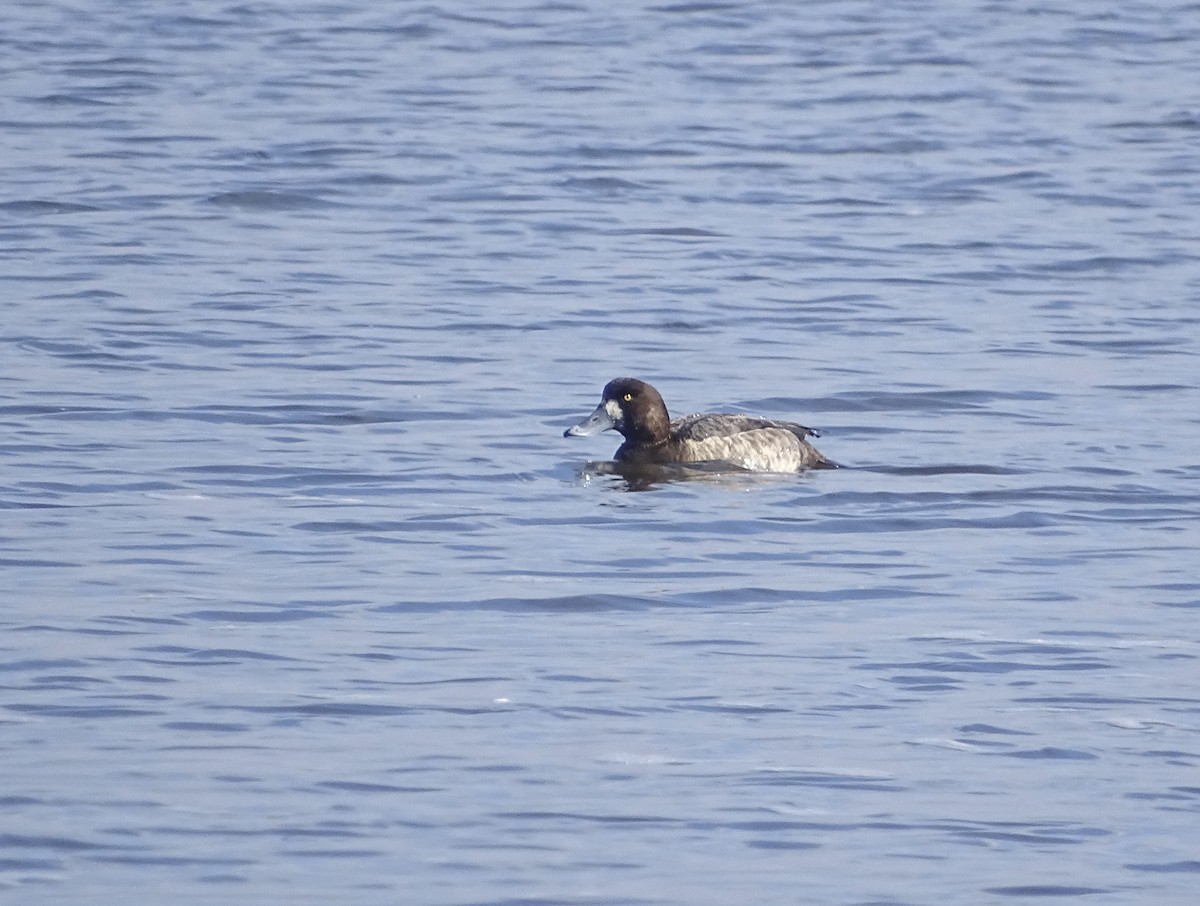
[563, 378, 672, 447]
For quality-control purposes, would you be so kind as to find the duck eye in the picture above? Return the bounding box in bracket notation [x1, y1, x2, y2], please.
[623, 393, 633, 402]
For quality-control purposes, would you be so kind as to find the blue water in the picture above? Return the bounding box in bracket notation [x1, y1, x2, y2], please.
[3, 2, 1200, 904]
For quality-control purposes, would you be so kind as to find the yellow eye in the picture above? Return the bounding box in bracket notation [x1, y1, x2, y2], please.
[623, 393, 633, 402]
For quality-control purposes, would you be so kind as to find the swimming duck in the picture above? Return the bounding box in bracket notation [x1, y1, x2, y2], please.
[563, 378, 833, 472]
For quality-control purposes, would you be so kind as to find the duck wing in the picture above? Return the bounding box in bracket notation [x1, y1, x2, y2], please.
[671, 413, 819, 441]
[669, 414, 827, 471]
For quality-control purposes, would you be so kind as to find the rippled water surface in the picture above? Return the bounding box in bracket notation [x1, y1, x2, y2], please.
[3, 2, 1200, 903]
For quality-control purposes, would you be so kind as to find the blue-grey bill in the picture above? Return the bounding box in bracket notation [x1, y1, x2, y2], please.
[563, 401, 616, 437]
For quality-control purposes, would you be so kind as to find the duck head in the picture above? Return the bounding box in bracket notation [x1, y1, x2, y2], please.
[563, 378, 671, 446]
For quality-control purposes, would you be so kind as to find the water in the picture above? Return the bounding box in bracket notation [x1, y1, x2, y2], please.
[3, 1, 1199, 903]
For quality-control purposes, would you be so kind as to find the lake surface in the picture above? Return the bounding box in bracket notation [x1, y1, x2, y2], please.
[3, 1, 1199, 903]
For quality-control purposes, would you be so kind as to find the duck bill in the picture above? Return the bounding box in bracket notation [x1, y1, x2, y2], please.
[563, 400, 619, 437]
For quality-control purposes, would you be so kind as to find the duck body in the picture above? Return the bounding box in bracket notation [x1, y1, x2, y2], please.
[564, 378, 833, 472]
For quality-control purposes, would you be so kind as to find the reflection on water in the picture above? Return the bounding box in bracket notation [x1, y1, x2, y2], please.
[575, 458, 833, 491]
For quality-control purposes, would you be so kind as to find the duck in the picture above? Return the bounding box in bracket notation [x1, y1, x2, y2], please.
[563, 378, 833, 472]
